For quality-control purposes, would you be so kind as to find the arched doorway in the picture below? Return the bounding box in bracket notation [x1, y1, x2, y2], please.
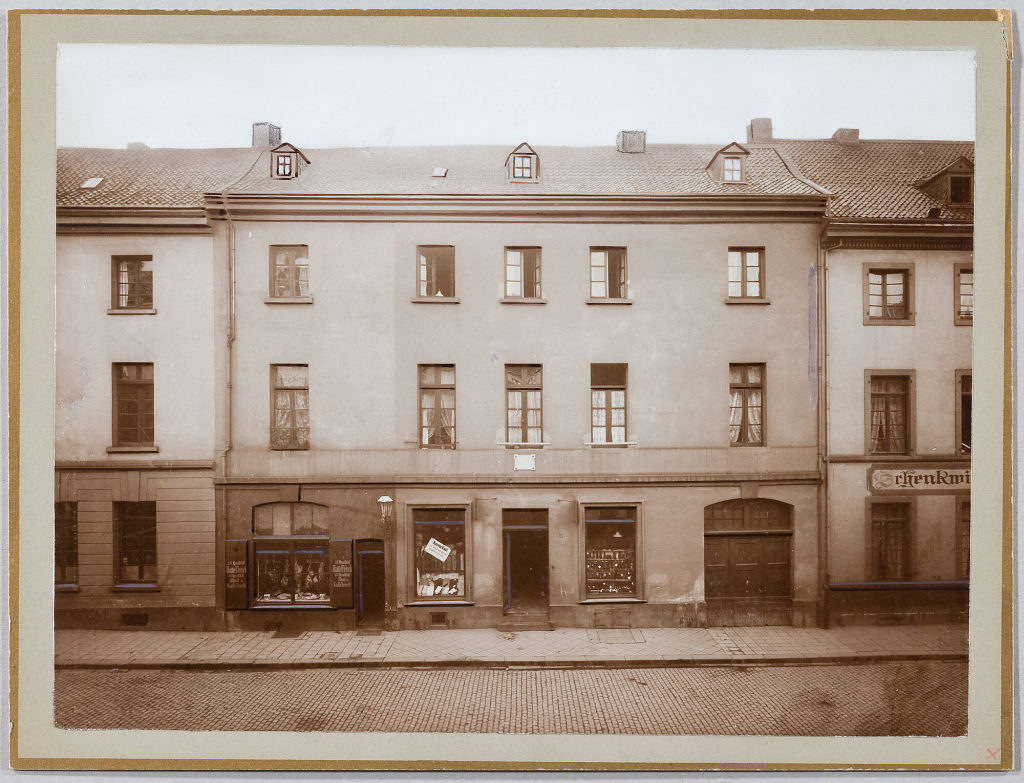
[704, 499, 793, 626]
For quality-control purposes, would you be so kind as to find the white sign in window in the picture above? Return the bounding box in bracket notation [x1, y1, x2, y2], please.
[423, 537, 452, 562]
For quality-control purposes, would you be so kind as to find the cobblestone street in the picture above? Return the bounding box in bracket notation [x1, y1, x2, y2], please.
[55, 661, 966, 735]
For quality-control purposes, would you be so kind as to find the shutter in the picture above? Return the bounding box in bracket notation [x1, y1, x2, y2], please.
[329, 539, 354, 609]
[225, 539, 248, 610]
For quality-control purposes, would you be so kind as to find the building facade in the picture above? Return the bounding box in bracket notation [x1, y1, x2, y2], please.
[54, 120, 971, 631]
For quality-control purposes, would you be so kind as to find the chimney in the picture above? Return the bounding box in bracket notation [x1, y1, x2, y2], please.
[126, 142, 149, 151]
[252, 122, 282, 147]
[832, 127, 860, 144]
[616, 130, 646, 153]
[746, 118, 773, 143]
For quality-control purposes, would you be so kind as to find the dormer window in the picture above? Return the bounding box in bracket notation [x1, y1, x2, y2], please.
[707, 143, 750, 184]
[275, 154, 293, 178]
[505, 143, 539, 182]
[723, 157, 742, 182]
[949, 175, 972, 206]
[269, 143, 309, 180]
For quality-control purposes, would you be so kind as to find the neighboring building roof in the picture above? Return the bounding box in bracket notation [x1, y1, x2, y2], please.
[57, 137, 975, 220]
[775, 139, 975, 221]
[57, 147, 261, 208]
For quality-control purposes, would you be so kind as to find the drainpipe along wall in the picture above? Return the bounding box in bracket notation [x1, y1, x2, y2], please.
[817, 216, 831, 628]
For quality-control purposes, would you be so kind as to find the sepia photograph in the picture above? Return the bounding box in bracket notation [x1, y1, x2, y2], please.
[7, 7, 1013, 772]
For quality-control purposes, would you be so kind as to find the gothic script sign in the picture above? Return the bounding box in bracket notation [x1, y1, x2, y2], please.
[869, 466, 970, 493]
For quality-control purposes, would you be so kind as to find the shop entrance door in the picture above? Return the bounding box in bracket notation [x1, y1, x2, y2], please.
[502, 509, 549, 614]
[356, 539, 385, 625]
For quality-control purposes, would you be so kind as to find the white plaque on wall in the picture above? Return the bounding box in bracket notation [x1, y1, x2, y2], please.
[513, 453, 536, 471]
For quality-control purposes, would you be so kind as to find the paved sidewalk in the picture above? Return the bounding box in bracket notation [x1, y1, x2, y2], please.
[55, 623, 968, 670]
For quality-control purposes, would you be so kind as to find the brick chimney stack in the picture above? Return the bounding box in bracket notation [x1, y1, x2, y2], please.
[746, 118, 773, 143]
[832, 127, 860, 144]
[616, 130, 647, 153]
[252, 122, 282, 147]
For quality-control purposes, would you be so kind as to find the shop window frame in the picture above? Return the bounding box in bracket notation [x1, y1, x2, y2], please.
[578, 502, 643, 602]
[862, 262, 915, 326]
[407, 503, 473, 605]
[251, 501, 331, 608]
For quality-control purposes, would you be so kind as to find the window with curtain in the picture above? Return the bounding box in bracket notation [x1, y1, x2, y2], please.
[505, 365, 542, 444]
[271, 364, 309, 450]
[590, 247, 627, 299]
[869, 375, 909, 454]
[505, 247, 542, 298]
[727, 248, 764, 299]
[111, 255, 153, 309]
[729, 364, 764, 445]
[270, 245, 309, 298]
[867, 269, 908, 320]
[870, 502, 910, 580]
[419, 364, 456, 448]
[590, 363, 627, 444]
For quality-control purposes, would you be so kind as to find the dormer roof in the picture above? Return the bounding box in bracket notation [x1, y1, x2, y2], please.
[271, 142, 310, 164]
[913, 155, 973, 188]
[706, 142, 750, 168]
[503, 142, 538, 167]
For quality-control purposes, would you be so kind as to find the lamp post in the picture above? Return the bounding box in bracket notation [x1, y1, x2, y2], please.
[377, 495, 398, 630]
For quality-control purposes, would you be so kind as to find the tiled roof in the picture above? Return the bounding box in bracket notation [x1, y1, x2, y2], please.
[57, 147, 261, 207]
[57, 138, 974, 220]
[775, 139, 974, 220]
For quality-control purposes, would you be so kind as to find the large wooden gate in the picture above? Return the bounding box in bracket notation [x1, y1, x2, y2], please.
[704, 499, 793, 626]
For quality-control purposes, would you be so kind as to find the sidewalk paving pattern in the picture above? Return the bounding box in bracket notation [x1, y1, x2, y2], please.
[55, 624, 968, 669]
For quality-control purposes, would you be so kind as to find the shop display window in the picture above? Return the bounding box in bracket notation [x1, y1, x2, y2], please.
[584, 506, 637, 597]
[253, 502, 329, 606]
[412, 508, 466, 598]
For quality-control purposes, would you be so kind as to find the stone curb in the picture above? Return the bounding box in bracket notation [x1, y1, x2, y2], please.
[55, 652, 967, 672]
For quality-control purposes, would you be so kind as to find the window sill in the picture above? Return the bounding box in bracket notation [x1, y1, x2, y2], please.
[264, 296, 314, 305]
[863, 318, 915, 326]
[585, 298, 632, 305]
[724, 297, 770, 305]
[55, 584, 79, 593]
[405, 600, 474, 606]
[251, 604, 333, 610]
[497, 442, 551, 448]
[584, 441, 638, 447]
[106, 446, 159, 453]
[411, 296, 460, 304]
[112, 583, 160, 592]
[953, 318, 973, 327]
[499, 297, 547, 305]
[270, 447, 311, 452]
[419, 445, 458, 450]
[730, 443, 766, 448]
[578, 598, 646, 604]
[107, 308, 157, 315]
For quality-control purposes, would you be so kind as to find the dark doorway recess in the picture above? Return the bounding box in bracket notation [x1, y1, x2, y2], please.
[356, 539, 385, 626]
[502, 509, 549, 617]
[704, 499, 793, 627]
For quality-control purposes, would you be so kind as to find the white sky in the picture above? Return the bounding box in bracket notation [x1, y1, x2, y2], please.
[56, 45, 975, 149]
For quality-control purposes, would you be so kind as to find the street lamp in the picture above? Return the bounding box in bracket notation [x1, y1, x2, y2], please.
[377, 495, 394, 530]
[377, 495, 397, 630]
